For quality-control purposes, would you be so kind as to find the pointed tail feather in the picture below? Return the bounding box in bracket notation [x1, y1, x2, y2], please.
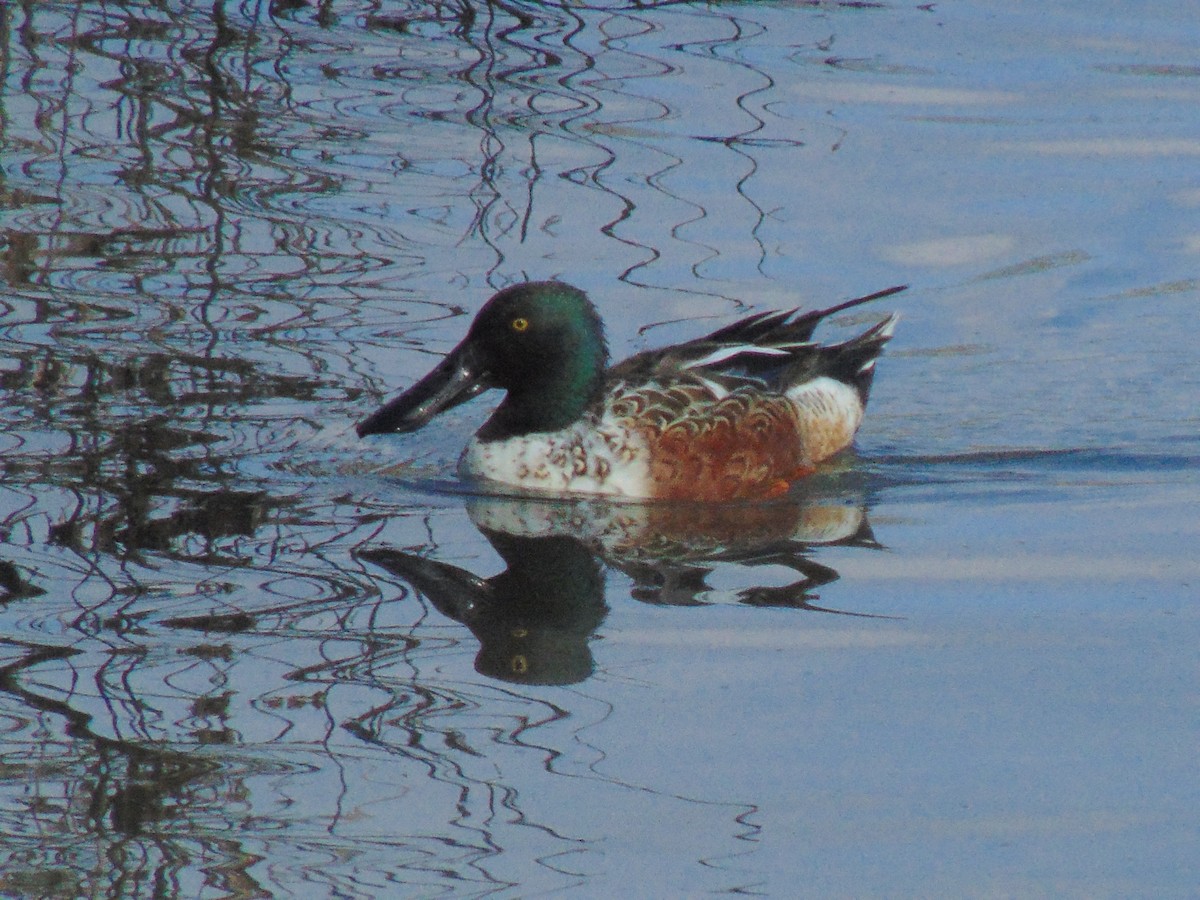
[703, 284, 907, 347]
[783, 285, 906, 344]
[822, 312, 900, 404]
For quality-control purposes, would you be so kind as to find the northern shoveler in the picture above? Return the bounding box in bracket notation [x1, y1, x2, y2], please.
[356, 281, 904, 501]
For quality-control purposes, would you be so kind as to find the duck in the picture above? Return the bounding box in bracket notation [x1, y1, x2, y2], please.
[356, 281, 904, 501]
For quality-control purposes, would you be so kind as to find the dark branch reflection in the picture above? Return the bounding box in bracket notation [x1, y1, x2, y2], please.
[0, 641, 263, 897]
[0, 0, 890, 894]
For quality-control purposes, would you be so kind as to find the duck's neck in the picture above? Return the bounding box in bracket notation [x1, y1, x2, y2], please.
[479, 334, 607, 440]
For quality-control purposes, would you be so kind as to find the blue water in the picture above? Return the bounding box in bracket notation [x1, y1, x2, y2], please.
[0, 1, 1196, 895]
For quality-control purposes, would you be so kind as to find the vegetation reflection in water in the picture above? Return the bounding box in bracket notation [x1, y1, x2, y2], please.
[0, 472, 887, 895]
[2, 2, 888, 891]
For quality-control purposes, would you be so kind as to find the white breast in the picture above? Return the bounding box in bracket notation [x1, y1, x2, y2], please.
[459, 411, 653, 497]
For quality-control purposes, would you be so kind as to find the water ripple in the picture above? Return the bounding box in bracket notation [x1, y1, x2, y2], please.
[1, 2, 1197, 895]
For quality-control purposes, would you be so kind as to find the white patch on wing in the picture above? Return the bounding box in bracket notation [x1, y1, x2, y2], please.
[683, 344, 790, 370]
[458, 409, 653, 497]
[694, 376, 729, 401]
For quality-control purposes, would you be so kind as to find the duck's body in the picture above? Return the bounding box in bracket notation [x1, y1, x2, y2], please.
[459, 371, 867, 501]
[357, 281, 903, 501]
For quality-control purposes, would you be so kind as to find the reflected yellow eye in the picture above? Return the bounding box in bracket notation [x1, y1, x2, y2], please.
[511, 317, 529, 333]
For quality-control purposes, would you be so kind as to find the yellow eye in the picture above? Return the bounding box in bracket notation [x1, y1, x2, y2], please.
[511, 317, 529, 333]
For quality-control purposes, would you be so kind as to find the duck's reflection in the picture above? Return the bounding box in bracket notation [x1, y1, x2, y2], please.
[359, 483, 883, 685]
[360, 531, 605, 685]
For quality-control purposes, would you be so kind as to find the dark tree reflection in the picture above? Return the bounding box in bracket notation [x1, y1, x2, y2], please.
[0, 1, 889, 894]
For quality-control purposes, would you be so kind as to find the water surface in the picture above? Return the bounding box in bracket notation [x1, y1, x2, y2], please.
[1, 1, 1196, 896]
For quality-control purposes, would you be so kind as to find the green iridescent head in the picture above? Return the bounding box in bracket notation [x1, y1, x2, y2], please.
[356, 281, 610, 440]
